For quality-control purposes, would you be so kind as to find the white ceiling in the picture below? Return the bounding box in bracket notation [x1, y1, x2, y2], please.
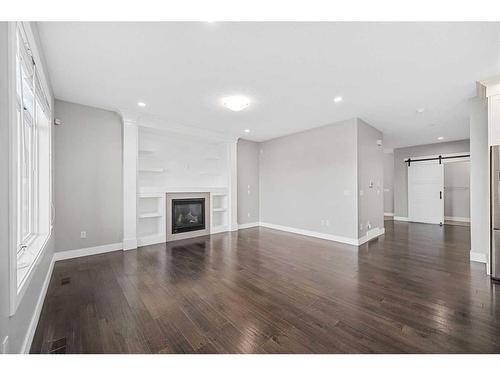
[37, 22, 500, 148]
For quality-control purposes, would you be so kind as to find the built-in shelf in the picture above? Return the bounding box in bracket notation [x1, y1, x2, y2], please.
[138, 212, 162, 218]
[139, 193, 164, 198]
[212, 208, 227, 212]
[139, 167, 165, 173]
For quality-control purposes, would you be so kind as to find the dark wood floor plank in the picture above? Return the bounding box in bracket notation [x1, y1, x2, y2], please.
[30, 221, 500, 353]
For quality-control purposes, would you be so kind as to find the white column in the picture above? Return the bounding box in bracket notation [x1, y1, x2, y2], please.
[227, 141, 238, 231]
[122, 114, 138, 250]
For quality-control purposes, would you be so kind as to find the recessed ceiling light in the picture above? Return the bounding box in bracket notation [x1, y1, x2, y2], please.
[334, 96, 343, 103]
[416, 108, 425, 114]
[222, 96, 250, 112]
[437, 136, 444, 140]
[244, 129, 250, 133]
[137, 101, 146, 107]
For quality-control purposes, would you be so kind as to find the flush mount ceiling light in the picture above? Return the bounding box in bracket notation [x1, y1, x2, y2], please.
[244, 129, 250, 133]
[222, 96, 250, 112]
[137, 101, 146, 107]
[437, 136, 444, 140]
[333, 96, 343, 103]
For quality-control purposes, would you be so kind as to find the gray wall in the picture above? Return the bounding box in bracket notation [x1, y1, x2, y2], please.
[259, 119, 359, 239]
[237, 139, 260, 225]
[393, 139, 470, 218]
[0, 22, 55, 353]
[54, 100, 123, 252]
[357, 119, 384, 237]
[444, 161, 470, 219]
[469, 97, 489, 260]
[383, 152, 394, 214]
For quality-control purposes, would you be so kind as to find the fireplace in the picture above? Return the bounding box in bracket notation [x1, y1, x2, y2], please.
[166, 192, 210, 242]
[171, 198, 206, 234]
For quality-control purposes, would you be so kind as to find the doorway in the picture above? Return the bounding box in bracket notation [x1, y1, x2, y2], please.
[443, 161, 470, 226]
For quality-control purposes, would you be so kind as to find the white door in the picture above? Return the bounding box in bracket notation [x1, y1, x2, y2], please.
[408, 163, 444, 224]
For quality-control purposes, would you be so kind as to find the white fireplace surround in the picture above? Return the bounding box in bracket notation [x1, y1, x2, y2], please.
[121, 111, 238, 249]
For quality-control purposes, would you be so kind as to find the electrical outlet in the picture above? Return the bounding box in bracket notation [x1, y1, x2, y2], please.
[80, 231, 87, 239]
[1, 336, 9, 354]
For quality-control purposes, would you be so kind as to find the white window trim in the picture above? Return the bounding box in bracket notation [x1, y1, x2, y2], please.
[8, 22, 54, 316]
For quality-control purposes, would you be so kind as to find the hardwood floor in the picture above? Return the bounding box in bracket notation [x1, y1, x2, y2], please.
[31, 221, 500, 353]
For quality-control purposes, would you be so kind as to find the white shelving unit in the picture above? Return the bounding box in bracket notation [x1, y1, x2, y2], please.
[137, 141, 166, 245]
[210, 192, 229, 233]
[130, 125, 237, 246]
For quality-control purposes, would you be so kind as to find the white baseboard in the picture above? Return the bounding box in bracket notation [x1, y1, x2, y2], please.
[384, 212, 394, 217]
[21, 255, 55, 354]
[122, 237, 137, 251]
[358, 227, 385, 246]
[53, 242, 123, 262]
[444, 216, 470, 223]
[238, 222, 260, 230]
[137, 234, 166, 247]
[394, 216, 408, 222]
[259, 222, 359, 246]
[470, 250, 488, 264]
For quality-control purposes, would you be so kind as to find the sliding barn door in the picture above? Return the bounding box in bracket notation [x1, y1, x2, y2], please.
[408, 163, 444, 225]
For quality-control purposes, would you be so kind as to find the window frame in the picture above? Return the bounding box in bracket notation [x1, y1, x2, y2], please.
[8, 22, 54, 316]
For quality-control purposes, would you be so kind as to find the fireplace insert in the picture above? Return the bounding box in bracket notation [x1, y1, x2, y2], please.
[171, 198, 206, 234]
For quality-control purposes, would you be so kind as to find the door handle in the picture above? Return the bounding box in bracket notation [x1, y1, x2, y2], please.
[440, 191, 442, 199]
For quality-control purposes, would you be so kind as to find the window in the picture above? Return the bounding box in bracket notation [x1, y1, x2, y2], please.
[12, 24, 52, 304]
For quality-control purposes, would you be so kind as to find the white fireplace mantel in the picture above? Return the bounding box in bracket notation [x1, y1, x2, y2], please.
[120, 111, 238, 250]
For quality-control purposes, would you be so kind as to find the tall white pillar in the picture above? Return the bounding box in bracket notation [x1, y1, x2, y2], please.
[122, 112, 139, 250]
[228, 141, 238, 231]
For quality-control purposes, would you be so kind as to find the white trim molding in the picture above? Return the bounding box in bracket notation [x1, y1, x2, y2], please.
[20, 255, 55, 354]
[122, 116, 138, 251]
[384, 212, 394, 217]
[258, 222, 383, 246]
[260, 222, 359, 245]
[444, 216, 470, 223]
[137, 234, 166, 247]
[358, 227, 385, 246]
[394, 216, 409, 222]
[470, 250, 488, 264]
[53, 242, 123, 262]
[238, 222, 260, 230]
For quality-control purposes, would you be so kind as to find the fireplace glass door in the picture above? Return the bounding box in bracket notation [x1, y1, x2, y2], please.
[171, 198, 206, 234]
